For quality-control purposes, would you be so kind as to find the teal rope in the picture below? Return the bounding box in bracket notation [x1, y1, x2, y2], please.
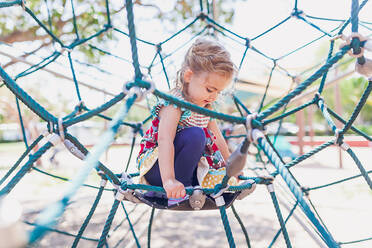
[0, 134, 44, 186]
[265, 134, 302, 188]
[219, 206, 236, 248]
[0, 142, 53, 196]
[340, 80, 372, 135]
[318, 40, 335, 94]
[24, 221, 99, 243]
[305, 170, 372, 191]
[15, 51, 61, 80]
[160, 26, 208, 63]
[24, 7, 64, 46]
[105, 0, 111, 27]
[345, 147, 372, 190]
[263, 99, 315, 125]
[64, 133, 121, 185]
[110, 205, 139, 237]
[0, 0, 22, 8]
[15, 97, 29, 148]
[89, 44, 149, 69]
[339, 236, 372, 245]
[251, 16, 291, 41]
[160, 16, 201, 45]
[113, 27, 156, 46]
[158, 50, 171, 89]
[326, 107, 372, 142]
[121, 202, 141, 248]
[307, 197, 332, 236]
[32, 166, 113, 191]
[68, 27, 109, 49]
[277, 25, 339, 60]
[258, 45, 349, 120]
[125, 0, 142, 80]
[282, 140, 334, 171]
[258, 62, 276, 112]
[125, 135, 136, 172]
[67, 52, 82, 101]
[296, 15, 332, 37]
[338, 0, 369, 34]
[268, 201, 299, 248]
[0, 66, 57, 123]
[70, 0, 80, 39]
[257, 136, 339, 248]
[97, 199, 120, 248]
[64, 93, 124, 127]
[317, 98, 337, 133]
[268, 186, 292, 248]
[28, 95, 137, 244]
[148, 207, 155, 248]
[113, 208, 148, 248]
[231, 205, 251, 248]
[72, 185, 105, 248]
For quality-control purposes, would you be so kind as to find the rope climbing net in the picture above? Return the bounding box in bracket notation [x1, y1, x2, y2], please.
[0, 0, 371, 247]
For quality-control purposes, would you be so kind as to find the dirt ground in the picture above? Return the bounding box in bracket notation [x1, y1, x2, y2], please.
[0, 140, 371, 248]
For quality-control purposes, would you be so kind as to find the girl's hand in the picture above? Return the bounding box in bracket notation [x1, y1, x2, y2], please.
[163, 179, 186, 199]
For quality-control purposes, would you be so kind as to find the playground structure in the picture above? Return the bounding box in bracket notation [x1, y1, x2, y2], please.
[0, 0, 372, 247]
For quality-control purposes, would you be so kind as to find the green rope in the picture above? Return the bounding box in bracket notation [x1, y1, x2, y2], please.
[219, 206, 236, 248]
[0, 134, 44, 186]
[72, 185, 105, 247]
[120, 202, 141, 248]
[305, 170, 372, 191]
[15, 97, 29, 148]
[268, 201, 298, 248]
[268, 185, 292, 248]
[24, 221, 100, 243]
[147, 207, 155, 248]
[97, 199, 120, 248]
[231, 205, 251, 248]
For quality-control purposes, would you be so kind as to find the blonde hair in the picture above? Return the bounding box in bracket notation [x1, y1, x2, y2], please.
[176, 38, 236, 91]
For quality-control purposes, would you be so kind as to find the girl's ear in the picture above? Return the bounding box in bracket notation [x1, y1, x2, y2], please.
[183, 68, 193, 83]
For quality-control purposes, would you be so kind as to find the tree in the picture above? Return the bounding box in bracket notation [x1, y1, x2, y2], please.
[0, 0, 238, 64]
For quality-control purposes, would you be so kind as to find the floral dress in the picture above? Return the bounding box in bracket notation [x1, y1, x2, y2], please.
[136, 88, 237, 188]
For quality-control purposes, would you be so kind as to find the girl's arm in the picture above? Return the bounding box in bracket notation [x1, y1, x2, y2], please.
[157, 105, 186, 199]
[207, 119, 231, 162]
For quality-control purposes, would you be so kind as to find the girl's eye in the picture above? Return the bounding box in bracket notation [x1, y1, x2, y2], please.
[206, 88, 213, 93]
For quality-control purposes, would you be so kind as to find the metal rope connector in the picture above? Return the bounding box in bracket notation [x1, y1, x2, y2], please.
[245, 112, 258, 143]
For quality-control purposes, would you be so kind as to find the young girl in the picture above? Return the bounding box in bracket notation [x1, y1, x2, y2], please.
[137, 38, 238, 203]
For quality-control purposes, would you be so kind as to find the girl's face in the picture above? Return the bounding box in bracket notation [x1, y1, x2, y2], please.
[183, 69, 231, 107]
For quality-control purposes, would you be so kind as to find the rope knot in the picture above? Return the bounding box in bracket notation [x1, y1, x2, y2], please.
[75, 100, 85, 114]
[103, 24, 113, 31]
[244, 38, 252, 48]
[155, 43, 162, 53]
[198, 12, 207, 21]
[290, 9, 304, 18]
[132, 122, 143, 136]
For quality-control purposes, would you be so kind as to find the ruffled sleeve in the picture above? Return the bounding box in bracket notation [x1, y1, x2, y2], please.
[150, 89, 192, 122]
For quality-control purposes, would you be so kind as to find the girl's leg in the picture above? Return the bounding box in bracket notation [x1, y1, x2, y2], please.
[144, 127, 206, 187]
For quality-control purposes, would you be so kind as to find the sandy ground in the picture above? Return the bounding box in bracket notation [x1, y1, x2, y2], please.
[0, 139, 371, 248]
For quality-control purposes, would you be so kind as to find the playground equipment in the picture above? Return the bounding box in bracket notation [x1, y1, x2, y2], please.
[0, 0, 372, 247]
